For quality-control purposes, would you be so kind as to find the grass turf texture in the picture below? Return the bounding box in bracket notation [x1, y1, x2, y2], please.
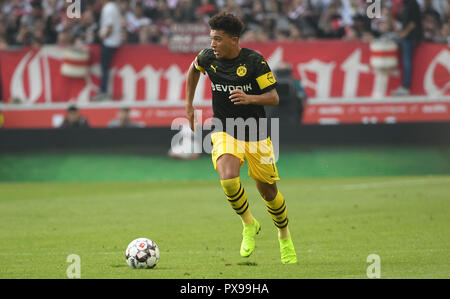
[1, 176, 449, 278]
[1, 146, 450, 182]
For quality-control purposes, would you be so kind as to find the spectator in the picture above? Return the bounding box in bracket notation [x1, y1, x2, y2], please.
[77, 8, 99, 45]
[57, 28, 73, 47]
[146, 24, 163, 44]
[421, 0, 442, 42]
[434, 22, 450, 45]
[15, 1, 49, 48]
[125, 1, 151, 43]
[343, 26, 359, 40]
[273, 2, 291, 38]
[31, 20, 46, 48]
[372, 6, 401, 40]
[54, 0, 75, 36]
[421, 0, 443, 24]
[245, 0, 266, 33]
[418, 0, 447, 21]
[266, 62, 306, 125]
[42, 3, 60, 44]
[60, 105, 90, 128]
[93, 0, 123, 102]
[287, 23, 303, 41]
[195, 0, 218, 21]
[141, 0, 160, 21]
[445, 2, 450, 23]
[173, 0, 196, 23]
[154, 0, 173, 23]
[21, 0, 46, 31]
[108, 107, 143, 128]
[318, 2, 346, 38]
[423, 12, 441, 41]
[287, 0, 318, 39]
[352, 14, 373, 41]
[221, 0, 243, 19]
[392, 0, 423, 96]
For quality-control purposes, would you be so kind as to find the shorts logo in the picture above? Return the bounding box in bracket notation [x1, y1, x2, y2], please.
[236, 65, 247, 77]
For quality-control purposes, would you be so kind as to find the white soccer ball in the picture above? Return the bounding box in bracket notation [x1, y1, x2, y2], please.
[125, 238, 160, 269]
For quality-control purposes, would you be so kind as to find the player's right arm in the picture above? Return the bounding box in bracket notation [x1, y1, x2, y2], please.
[186, 50, 207, 131]
[185, 63, 200, 131]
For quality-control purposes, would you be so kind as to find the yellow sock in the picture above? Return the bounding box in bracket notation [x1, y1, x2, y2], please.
[220, 177, 253, 225]
[264, 191, 289, 235]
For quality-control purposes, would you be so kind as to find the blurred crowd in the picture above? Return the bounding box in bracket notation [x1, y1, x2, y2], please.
[0, 0, 449, 50]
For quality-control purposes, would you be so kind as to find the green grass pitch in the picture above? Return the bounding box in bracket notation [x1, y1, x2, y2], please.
[0, 176, 449, 278]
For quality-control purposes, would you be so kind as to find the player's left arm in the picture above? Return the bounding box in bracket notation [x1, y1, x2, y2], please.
[230, 55, 279, 106]
[229, 88, 279, 106]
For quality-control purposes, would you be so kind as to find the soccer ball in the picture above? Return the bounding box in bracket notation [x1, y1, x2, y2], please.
[125, 238, 160, 269]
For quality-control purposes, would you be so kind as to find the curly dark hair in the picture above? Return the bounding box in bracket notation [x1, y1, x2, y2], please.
[208, 12, 244, 37]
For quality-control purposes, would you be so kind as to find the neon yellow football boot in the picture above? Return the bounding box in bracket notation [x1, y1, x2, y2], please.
[279, 236, 298, 264]
[240, 218, 261, 257]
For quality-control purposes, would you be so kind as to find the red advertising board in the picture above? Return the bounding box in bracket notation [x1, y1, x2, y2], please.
[0, 41, 449, 128]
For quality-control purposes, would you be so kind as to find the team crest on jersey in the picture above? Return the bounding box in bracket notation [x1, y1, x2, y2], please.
[236, 65, 247, 77]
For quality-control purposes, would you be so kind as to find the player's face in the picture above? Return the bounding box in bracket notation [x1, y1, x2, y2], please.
[210, 30, 238, 59]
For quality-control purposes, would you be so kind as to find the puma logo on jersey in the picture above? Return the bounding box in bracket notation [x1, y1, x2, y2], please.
[211, 83, 252, 92]
[210, 65, 217, 72]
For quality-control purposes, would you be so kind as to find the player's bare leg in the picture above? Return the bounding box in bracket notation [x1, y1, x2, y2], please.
[217, 154, 260, 257]
[216, 154, 241, 179]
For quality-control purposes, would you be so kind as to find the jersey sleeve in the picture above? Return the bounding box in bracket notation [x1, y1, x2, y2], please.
[254, 56, 277, 93]
[192, 49, 208, 74]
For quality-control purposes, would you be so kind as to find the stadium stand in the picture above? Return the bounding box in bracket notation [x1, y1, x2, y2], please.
[0, 0, 449, 49]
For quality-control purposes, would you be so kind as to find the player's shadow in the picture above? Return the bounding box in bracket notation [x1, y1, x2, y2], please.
[110, 264, 128, 268]
[237, 261, 258, 266]
[110, 264, 171, 271]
